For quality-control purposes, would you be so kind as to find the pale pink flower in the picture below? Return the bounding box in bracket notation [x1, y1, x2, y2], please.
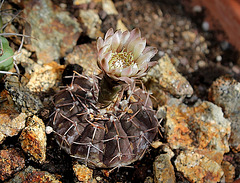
[97, 28, 157, 82]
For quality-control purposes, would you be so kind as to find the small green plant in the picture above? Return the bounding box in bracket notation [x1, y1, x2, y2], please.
[0, 35, 14, 75]
[0, 0, 31, 79]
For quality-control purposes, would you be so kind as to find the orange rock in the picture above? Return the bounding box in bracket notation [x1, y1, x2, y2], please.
[165, 100, 231, 162]
[175, 151, 224, 183]
[221, 160, 235, 183]
[19, 115, 46, 163]
[73, 162, 93, 182]
[0, 148, 25, 181]
[0, 90, 27, 144]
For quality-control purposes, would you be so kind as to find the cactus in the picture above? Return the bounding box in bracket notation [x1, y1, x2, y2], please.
[50, 28, 159, 169]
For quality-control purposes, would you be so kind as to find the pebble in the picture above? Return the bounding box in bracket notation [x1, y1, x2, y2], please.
[202, 21, 210, 31]
[0, 90, 27, 144]
[216, 55, 222, 62]
[193, 5, 202, 13]
[19, 115, 46, 163]
[116, 19, 128, 31]
[208, 76, 240, 152]
[65, 43, 100, 75]
[5, 76, 43, 115]
[221, 160, 235, 183]
[26, 61, 65, 93]
[23, 0, 81, 63]
[153, 154, 176, 183]
[73, 162, 93, 182]
[0, 148, 25, 181]
[73, 0, 91, 5]
[165, 99, 231, 163]
[7, 166, 61, 183]
[102, 0, 118, 15]
[175, 151, 224, 183]
[79, 9, 103, 39]
[144, 54, 193, 107]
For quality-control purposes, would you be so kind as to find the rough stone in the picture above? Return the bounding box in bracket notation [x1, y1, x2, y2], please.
[5, 76, 43, 115]
[23, 0, 81, 63]
[0, 90, 27, 144]
[221, 160, 235, 183]
[73, 162, 93, 182]
[116, 19, 128, 31]
[79, 9, 103, 39]
[19, 115, 46, 163]
[7, 166, 61, 183]
[73, 0, 91, 5]
[208, 76, 240, 152]
[153, 154, 176, 183]
[165, 99, 231, 163]
[65, 43, 100, 75]
[102, 0, 118, 15]
[175, 151, 224, 183]
[144, 54, 193, 107]
[144, 176, 154, 183]
[26, 61, 65, 93]
[0, 148, 25, 181]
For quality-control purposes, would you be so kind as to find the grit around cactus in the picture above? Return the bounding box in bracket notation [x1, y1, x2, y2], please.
[50, 28, 158, 169]
[0, 36, 14, 74]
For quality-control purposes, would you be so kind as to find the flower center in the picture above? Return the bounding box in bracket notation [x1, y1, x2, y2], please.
[109, 49, 134, 71]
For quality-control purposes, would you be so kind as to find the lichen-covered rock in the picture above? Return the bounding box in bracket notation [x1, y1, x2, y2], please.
[50, 75, 158, 168]
[23, 0, 81, 63]
[221, 160, 235, 183]
[175, 151, 224, 183]
[26, 61, 65, 93]
[79, 9, 103, 39]
[19, 116, 46, 163]
[0, 90, 27, 144]
[102, 0, 118, 15]
[0, 148, 25, 181]
[165, 99, 231, 163]
[144, 54, 193, 107]
[208, 76, 240, 151]
[65, 43, 100, 75]
[153, 154, 176, 183]
[5, 76, 43, 115]
[73, 162, 93, 182]
[7, 166, 61, 183]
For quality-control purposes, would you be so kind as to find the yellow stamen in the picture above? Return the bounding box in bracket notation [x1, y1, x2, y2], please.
[109, 49, 134, 70]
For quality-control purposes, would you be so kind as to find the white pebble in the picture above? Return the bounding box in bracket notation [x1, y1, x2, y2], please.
[193, 5, 202, 13]
[216, 55, 222, 62]
[46, 126, 53, 134]
[202, 21, 209, 31]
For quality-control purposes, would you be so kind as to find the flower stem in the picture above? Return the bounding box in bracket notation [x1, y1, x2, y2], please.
[98, 75, 122, 108]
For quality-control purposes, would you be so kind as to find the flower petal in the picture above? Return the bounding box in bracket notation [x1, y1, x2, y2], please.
[98, 44, 111, 61]
[142, 46, 157, 54]
[97, 37, 104, 52]
[105, 28, 114, 40]
[100, 58, 110, 72]
[121, 66, 133, 77]
[136, 47, 157, 64]
[129, 63, 139, 76]
[118, 30, 130, 51]
[132, 39, 146, 60]
[124, 28, 141, 49]
[111, 31, 121, 52]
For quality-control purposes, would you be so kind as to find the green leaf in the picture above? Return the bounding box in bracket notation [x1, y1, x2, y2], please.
[0, 36, 14, 73]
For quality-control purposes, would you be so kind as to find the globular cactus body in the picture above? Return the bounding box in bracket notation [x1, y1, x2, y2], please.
[50, 28, 159, 169]
[51, 75, 158, 168]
